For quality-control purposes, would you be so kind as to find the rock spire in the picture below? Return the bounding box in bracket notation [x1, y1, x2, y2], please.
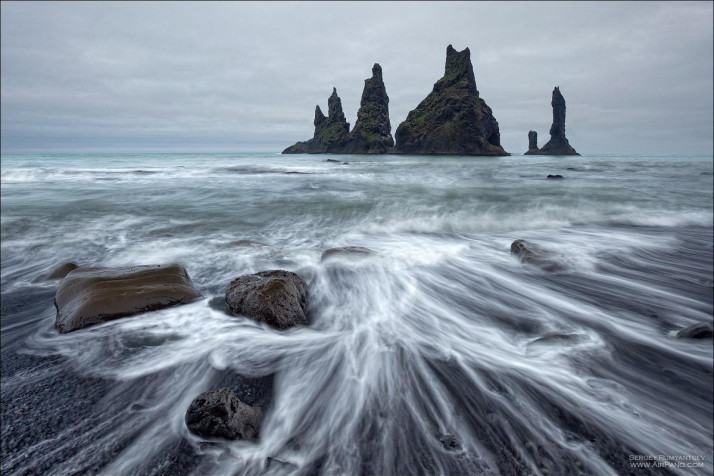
[393, 45, 508, 156]
[525, 87, 579, 156]
[283, 65, 394, 154]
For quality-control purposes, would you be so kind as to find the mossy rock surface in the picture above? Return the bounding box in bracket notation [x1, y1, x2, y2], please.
[394, 45, 508, 156]
[283, 64, 394, 154]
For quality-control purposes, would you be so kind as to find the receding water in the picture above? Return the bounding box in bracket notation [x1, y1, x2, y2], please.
[1, 152, 712, 475]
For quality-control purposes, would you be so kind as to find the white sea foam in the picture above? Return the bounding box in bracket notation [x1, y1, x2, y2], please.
[2, 152, 712, 475]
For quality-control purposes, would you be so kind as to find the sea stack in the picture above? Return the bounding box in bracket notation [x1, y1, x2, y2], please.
[283, 88, 350, 154]
[341, 64, 394, 154]
[282, 64, 394, 154]
[527, 130, 539, 153]
[525, 87, 580, 156]
[394, 45, 508, 156]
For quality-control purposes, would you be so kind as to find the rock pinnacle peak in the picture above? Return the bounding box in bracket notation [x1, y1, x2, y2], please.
[394, 44, 507, 156]
[283, 64, 393, 154]
[524, 87, 579, 156]
[372, 63, 382, 79]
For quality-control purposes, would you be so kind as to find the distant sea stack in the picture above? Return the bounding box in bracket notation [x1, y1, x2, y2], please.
[282, 64, 393, 154]
[282, 88, 350, 154]
[525, 87, 580, 156]
[527, 131, 539, 154]
[341, 64, 394, 154]
[394, 45, 509, 156]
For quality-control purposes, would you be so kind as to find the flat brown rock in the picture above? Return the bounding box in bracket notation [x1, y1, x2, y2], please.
[54, 264, 202, 333]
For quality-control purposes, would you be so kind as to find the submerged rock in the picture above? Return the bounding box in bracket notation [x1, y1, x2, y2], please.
[394, 45, 508, 156]
[525, 87, 580, 156]
[35, 262, 79, 282]
[185, 388, 262, 440]
[529, 332, 585, 346]
[225, 270, 308, 329]
[265, 457, 299, 473]
[510, 240, 564, 272]
[283, 64, 394, 154]
[438, 434, 462, 451]
[321, 246, 373, 262]
[676, 323, 713, 339]
[54, 264, 202, 333]
[226, 240, 269, 248]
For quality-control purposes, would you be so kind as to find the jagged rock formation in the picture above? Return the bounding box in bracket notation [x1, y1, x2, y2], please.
[525, 87, 580, 156]
[394, 45, 508, 156]
[283, 88, 350, 153]
[283, 64, 393, 154]
[527, 130, 538, 153]
[341, 64, 394, 153]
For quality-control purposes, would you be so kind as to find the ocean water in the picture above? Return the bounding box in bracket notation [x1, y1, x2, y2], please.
[1, 152, 712, 476]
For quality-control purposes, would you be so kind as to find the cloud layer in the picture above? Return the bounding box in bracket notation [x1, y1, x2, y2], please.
[2, 2, 712, 154]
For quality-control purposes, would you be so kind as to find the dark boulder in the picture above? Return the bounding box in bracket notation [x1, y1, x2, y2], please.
[35, 262, 79, 282]
[185, 388, 262, 440]
[225, 270, 308, 329]
[438, 434, 462, 451]
[54, 264, 202, 333]
[394, 45, 508, 156]
[282, 89, 351, 154]
[510, 240, 564, 272]
[676, 323, 713, 339]
[321, 246, 373, 262]
[525, 87, 580, 156]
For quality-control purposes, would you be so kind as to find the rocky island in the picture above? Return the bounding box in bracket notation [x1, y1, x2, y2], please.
[282, 88, 351, 154]
[524, 86, 580, 156]
[394, 45, 509, 156]
[282, 64, 393, 154]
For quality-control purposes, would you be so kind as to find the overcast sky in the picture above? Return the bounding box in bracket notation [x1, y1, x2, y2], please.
[1, 1, 712, 155]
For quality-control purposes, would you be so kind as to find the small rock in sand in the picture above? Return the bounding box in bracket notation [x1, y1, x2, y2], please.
[185, 388, 262, 440]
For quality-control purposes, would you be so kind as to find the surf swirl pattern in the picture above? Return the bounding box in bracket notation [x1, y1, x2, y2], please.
[1, 152, 712, 475]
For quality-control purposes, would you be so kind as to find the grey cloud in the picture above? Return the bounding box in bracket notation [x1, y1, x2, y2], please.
[1, 1, 712, 154]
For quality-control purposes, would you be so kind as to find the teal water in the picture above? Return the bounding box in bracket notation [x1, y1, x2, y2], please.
[1, 152, 713, 475]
